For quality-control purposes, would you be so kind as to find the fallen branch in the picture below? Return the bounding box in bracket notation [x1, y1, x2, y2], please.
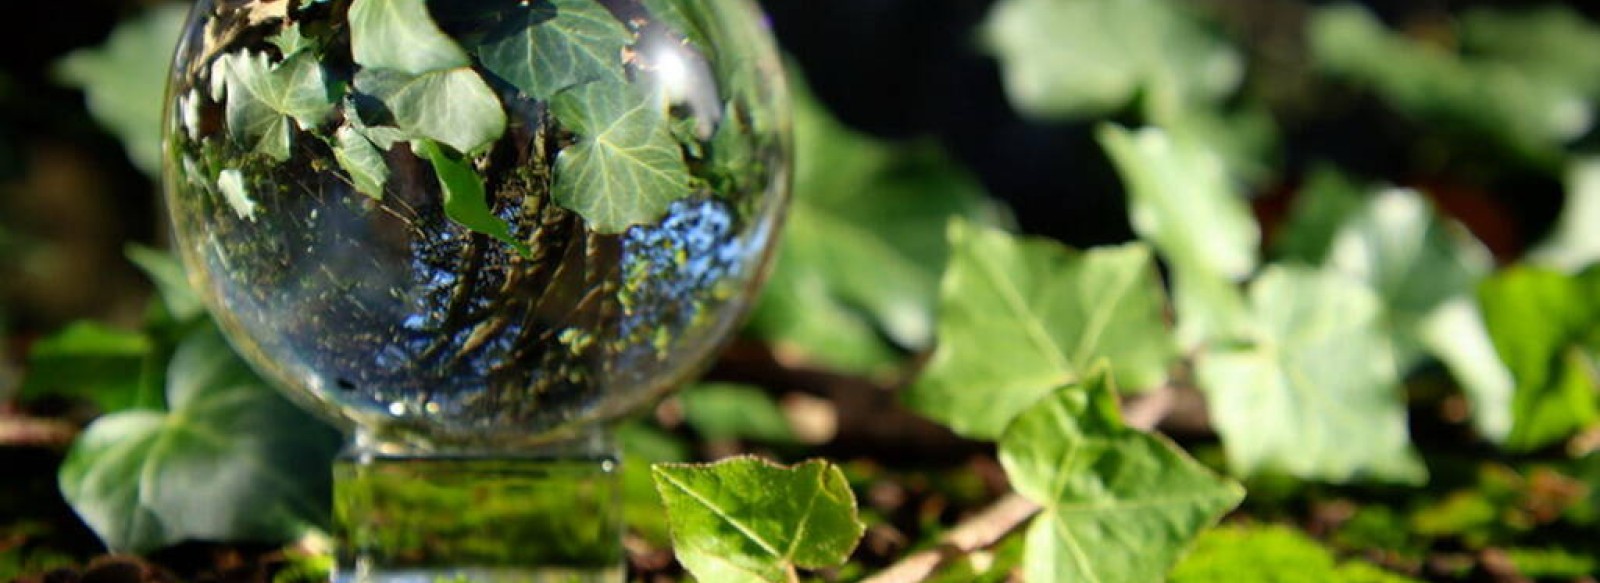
[861, 386, 1177, 583]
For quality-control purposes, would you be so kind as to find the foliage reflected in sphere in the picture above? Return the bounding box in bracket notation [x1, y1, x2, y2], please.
[162, 0, 790, 447]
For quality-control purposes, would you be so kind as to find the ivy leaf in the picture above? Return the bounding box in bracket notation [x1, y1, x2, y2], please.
[126, 245, 204, 324]
[333, 125, 389, 200]
[355, 67, 506, 154]
[414, 139, 528, 256]
[1418, 299, 1516, 444]
[1195, 266, 1426, 484]
[53, 3, 187, 175]
[348, 0, 470, 75]
[1171, 524, 1421, 583]
[19, 322, 158, 413]
[551, 80, 693, 233]
[746, 81, 1000, 374]
[1309, 4, 1590, 165]
[1326, 188, 1494, 367]
[1479, 267, 1600, 452]
[1457, 5, 1600, 101]
[981, 0, 1241, 120]
[907, 221, 1176, 440]
[58, 326, 341, 553]
[478, 0, 633, 100]
[216, 50, 338, 160]
[1099, 124, 1259, 350]
[653, 457, 864, 583]
[678, 383, 795, 444]
[999, 375, 1243, 583]
[1531, 158, 1600, 272]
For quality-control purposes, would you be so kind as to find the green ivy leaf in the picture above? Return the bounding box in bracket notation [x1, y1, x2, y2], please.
[216, 50, 338, 160]
[477, 0, 633, 101]
[348, 0, 470, 76]
[53, 3, 187, 175]
[333, 125, 389, 200]
[640, 0, 712, 48]
[58, 326, 341, 553]
[747, 81, 1000, 374]
[1171, 524, 1421, 583]
[414, 139, 528, 256]
[653, 457, 864, 583]
[355, 67, 506, 154]
[1479, 267, 1600, 452]
[1309, 4, 1590, 166]
[126, 245, 204, 325]
[551, 80, 693, 233]
[1531, 158, 1600, 272]
[679, 383, 794, 443]
[1418, 298, 1516, 444]
[999, 375, 1243, 583]
[1457, 6, 1600, 101]
[1195, 266, 1426, 483]
[19, 322, 158, 413]
[981, 0, 1241, 120]
[907, 221, 1176, 440]
[1326, 188, 1494, 367]
[1099, 124, 1259, 350]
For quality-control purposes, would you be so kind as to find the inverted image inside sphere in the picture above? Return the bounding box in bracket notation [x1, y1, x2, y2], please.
[163, 0, 791, 447]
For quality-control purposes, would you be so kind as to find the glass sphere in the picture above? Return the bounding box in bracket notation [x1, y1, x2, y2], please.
[162, 0, 790, 447]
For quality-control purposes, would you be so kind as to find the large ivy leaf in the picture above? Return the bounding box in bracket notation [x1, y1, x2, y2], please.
[54, 3, 187, 175]
[1171, 524, 1421, 583]
[1309, 4, 1591, 165]
[551, 80, 693, 233]
[355, 67, 506, 154]
[1195, 266, 1426, 483]
[746, 80, 1000, 374]
[1326, 188, 1494, 366]
[19, 322, 159, 413]
[907, 221, 1176, 440]
[1099, 124, 1260, 350]
[1479, 267, 1600, 452]
[999, 375, 1243, 583]
[414, 139, 528, 256]
[348, 0, 470, 75]
[478, 0, 633, 100]
[980, 0, 1241, 121]
[216, 51, 338, 160]
[58, 326, 341, 553]
[1532, 158, 1600, 272]
[653, 457, 864, 582]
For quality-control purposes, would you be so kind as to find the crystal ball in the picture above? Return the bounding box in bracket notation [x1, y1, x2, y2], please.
[162, 0, 790, 447]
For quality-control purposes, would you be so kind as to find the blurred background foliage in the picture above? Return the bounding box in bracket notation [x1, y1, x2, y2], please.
[9, 0, 1600, 581]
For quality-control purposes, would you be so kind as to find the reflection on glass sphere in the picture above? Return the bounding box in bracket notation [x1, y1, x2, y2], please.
[162, 0, 790, 447]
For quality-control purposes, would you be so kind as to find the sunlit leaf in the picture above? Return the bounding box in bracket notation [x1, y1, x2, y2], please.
[1479, 267, 1600, 452]
[478, 0, 632, 100]
[1195, 266, 1426, 483]
[981, 0, 1241, 120]
[907, 221, 1176, 440]
[348, 0, 470, 75]
[654, 457, 863, 582]
[355, 67, 506, 154]
[551, 80, 693, 233]
[58, 326, 341, 553]
[1531, 158, 1600, 272]
[54, 3, 187, 175]
[1000, 375, 1243, 583]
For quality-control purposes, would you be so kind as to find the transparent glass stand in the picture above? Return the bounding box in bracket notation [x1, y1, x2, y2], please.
[333, 429, 624, 583]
